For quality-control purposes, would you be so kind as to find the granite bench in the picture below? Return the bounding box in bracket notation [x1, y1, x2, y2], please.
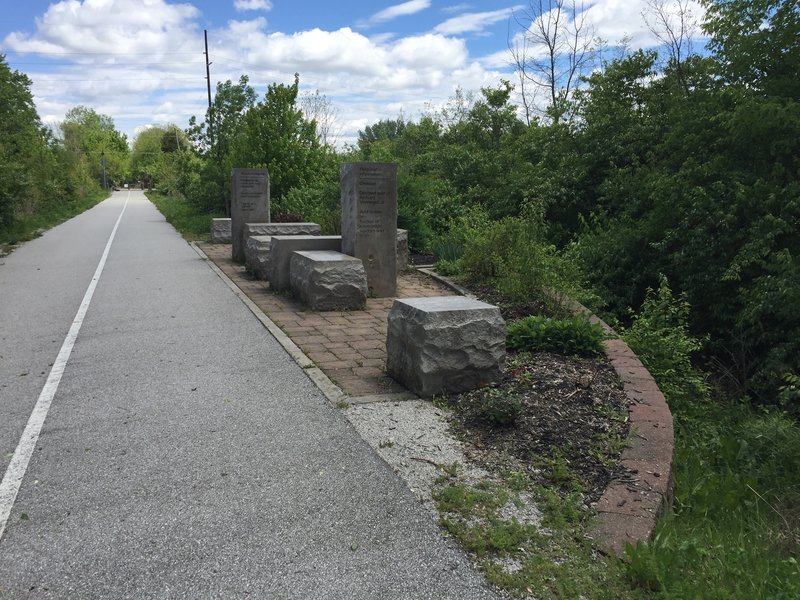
[211, 218, 232, 243]
[269, 235, 342, 291]
[290, 250, 367, 311]
[242, 223, 322, 280]
[386, 296, 506, 397]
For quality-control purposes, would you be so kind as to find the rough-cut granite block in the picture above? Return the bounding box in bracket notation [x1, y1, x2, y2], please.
[290, 251, 367, 311]
[244, 235, 273, 280]
[211, 218, 231, 244]
[396, 229, 408, 272]
[269, 235, 342, 291]
[386, 296, 506, 397]
[244, 222, 321, 238]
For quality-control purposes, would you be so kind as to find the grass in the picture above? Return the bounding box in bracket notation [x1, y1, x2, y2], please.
[433, 474, 649, 599]
[0, 189, 109, 253]
[624, 398, 800, 598]
[146, 192, 224, 241]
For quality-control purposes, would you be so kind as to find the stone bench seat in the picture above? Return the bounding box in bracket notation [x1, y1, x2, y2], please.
[244, 235, 273, 280]
[211, 218, 231, 243]
[386, 296, 506, 397]
[290, 251, 367, 311]
[244, 222, 321, 238]
[242, 223, 322, 281]
[269, 235, 342, 291]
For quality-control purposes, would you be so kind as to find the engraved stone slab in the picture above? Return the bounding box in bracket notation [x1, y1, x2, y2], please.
[231, 168, 270, 263]
[244, 222, 321, 238]
[290, 251, 367, 311]
[268, 235, 342, 291]
[386, 296, 506, 397]
[396, 229, 409, 272]
[341, 162, 398, 297]
[245, 235, 273, 280]
[211, 218, 231, 244]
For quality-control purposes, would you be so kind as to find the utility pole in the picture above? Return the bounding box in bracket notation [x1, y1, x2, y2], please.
[204, 29, 212, 109]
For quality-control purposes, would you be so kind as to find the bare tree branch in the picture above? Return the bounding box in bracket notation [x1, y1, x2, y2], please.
[642, 0, 698, 91]
[509, 0, 599, 124]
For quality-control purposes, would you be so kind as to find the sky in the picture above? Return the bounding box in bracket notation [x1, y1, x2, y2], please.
[0, 0, 706, 147]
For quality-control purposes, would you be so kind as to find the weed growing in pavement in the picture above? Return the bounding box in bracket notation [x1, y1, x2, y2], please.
[335, 399, 349, 409]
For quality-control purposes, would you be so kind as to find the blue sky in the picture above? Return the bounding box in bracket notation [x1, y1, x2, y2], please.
[1, 1, 705, 146]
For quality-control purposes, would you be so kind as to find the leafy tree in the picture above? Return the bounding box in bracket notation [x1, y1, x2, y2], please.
[702, 0, 800, 98]
[187, 76, 257, 213]
[230, 74, 325, 202]
[0, 55, 50, 228]
[60, 106, 129, 188]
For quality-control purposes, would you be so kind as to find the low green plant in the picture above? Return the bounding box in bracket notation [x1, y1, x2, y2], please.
[474, 388, 523, 427]
[458, 204, 587, 313]
[433, 258, 461, 276]
[507, 315, 605, 357]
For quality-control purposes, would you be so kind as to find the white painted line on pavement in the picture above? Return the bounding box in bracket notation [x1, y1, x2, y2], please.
[0, 194, 130, 542]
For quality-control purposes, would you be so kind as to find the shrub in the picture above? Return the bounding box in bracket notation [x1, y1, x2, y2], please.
[459, 204, 587, 313]
[622, 274, 709, 408]
[507, 315, 605, 357]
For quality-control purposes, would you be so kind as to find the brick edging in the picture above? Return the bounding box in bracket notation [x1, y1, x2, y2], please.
[414, 269, 675, 555]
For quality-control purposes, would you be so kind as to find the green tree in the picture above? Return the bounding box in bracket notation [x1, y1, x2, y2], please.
[187, 75, 258, 213]
[702, 0, 800, 98]
[230, 74, 325, 202]
[60, 106, 129, 189]
[0, 55, 50, 228]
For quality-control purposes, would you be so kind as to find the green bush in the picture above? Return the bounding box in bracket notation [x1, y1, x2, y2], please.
[622, 275, 709, 408]
[507, 315, 605, 357]
[459, 204, 587, 313]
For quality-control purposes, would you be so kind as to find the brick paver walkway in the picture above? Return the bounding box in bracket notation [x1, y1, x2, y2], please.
[198, 243, 452, 398]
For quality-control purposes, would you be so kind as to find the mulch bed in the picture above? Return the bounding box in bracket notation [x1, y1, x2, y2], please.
[441, 279, 631, 506]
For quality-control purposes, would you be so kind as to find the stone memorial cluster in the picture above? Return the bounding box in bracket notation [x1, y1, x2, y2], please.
[212, 163, 505, 397]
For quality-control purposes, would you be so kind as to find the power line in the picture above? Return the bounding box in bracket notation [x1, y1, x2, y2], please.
[5, 50, 200, 56]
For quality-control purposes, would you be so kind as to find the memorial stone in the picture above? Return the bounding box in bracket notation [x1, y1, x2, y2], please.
[231, 168, 270, 263]
[341, 163, 397, 297]
[396, 229, 409, 272]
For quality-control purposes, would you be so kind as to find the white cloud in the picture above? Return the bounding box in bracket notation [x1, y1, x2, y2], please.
[2, 0, 707, 148]
[443, 4, 475, 15]
[234, 0, 273, 11]
[433, 6, 523, 36]
[368, 0, 431, 25]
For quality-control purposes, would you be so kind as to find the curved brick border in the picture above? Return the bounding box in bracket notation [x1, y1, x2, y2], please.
[417, 268, 675, 555]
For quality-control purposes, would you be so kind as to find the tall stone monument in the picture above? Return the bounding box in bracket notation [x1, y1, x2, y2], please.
[231, 168, 270, 263]
[340, 162, 397, 297]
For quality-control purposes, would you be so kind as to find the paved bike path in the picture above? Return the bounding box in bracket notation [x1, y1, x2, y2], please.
[0, 192, 498, 599]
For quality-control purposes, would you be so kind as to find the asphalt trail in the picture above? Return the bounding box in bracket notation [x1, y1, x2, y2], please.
[0, 192, 499, 599]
